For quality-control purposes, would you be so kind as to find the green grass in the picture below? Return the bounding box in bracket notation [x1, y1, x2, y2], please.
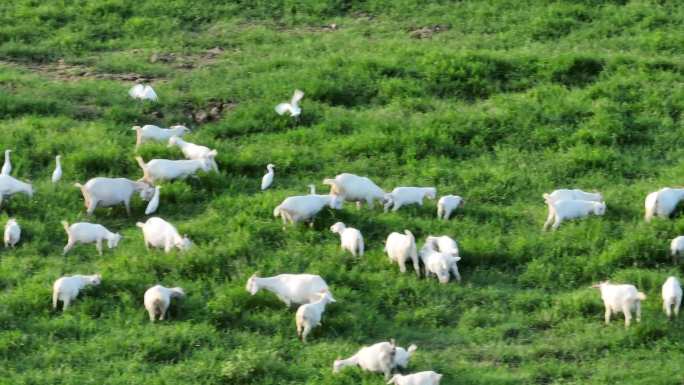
[1, 1, 684, 384]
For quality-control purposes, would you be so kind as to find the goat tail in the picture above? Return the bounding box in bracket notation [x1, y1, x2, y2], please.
[404, 229, 414, 241]
[61, 220, 70, 234]
[637, 292, 647, 301]
[136, 222, 145, 228]
[407, 344, 417, 355]
[542, 193, 551, 202]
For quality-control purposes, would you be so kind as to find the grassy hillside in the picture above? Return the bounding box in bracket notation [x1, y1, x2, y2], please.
[1, 1, 684, 384]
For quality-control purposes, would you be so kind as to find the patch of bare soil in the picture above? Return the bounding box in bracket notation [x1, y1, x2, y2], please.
[409, 24, 450, 39]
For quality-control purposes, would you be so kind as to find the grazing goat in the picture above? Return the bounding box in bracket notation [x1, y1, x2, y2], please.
[295, 290, 336, 342]
[3, 218, 20, 248]
[437, 195, 464, 220]
[62, 221, 121, 256]
[333, 341, 397, 379]
[323, 173, 386, 209]
[144, 285, 185, 322]
[0, 174, 33, 207]
[52, 274, 101, 311]
[543, 198, 606, 230]
[662, 276, 682, 319]
[168, 136, 218, 171]
[385, 230, 419, 276]
[132, 124, 189, 148]
[246, 273, 331, 307]
[383, 187, 436, 213]
[387, 371, 443, 385]
[273, 193, 343, 227]
[330, 222, 364, 257]
[543, 189, 603, 204]
[74, 177, 154, 215]
[136, 156, 212, 184]
[136, 217, 191, 253]
[645, 188, 684, 222]
[592, 281, 646, 328]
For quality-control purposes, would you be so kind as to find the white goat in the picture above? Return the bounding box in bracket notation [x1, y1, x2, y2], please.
[144, 186, 161, 215]
[62, 221, 121, 256]
[333, 341, 396, 379]
[295, 290, 336, 342]
[129, 84, 158, 102]
[437, 195, 464, 220]
[51, 155, 62, 183]
[323, 173, 386, 209]
[74, 177, 154, 215]
[246, 273, 331, 307]
[4, 218, 20, 248]
[387, 371, 443, 385]
[275, 89, 304, 117]
[645, 188, 684, 222]
[168, 136, 218, 171]
[393, 344, 417, 369]
[1, 149, 11, 176]
[261, 164, 274, 190]
[422, 249, 461, 284]
[273, 193, 343, 227]
[544, 189, 603, 204]
[136, 217, 192, 253]
[385, 230, 419, 276]
[422, 235, 459, 258]
[543, 198, 606, 230]
[132, 124, 189, 148]
[592, 281, 646, 327]
[52, 274, 101, 311]
[670, 236, 684, 264]
[383, 187, 436, 212]
[0, 174, 33, 207]
[136, 156, 212, 184]
[330, 222, 364, 257]
[662, 276, 682, 319]
[144, 285, 185, 322]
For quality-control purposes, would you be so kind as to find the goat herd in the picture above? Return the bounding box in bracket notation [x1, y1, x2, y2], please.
[0, 86, 683, 384]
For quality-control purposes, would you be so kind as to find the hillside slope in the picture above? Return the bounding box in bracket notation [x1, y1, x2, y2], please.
[1, 1, 683, 384]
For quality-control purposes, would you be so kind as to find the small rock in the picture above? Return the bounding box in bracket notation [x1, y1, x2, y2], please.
[194, 110, 208, 123]
[209, 106, 221, 118]
[149, 53, 159, 63]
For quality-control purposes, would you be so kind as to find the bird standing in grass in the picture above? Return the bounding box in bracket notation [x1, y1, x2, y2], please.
[261, 164, 275, 190]
[51, 155, 62, 183]
[129, 84, 158, 102]
[1, 150, 12, 176]
[275, 89, 304, 117]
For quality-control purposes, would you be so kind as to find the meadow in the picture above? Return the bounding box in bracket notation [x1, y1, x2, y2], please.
[1, 0, 684, 384]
